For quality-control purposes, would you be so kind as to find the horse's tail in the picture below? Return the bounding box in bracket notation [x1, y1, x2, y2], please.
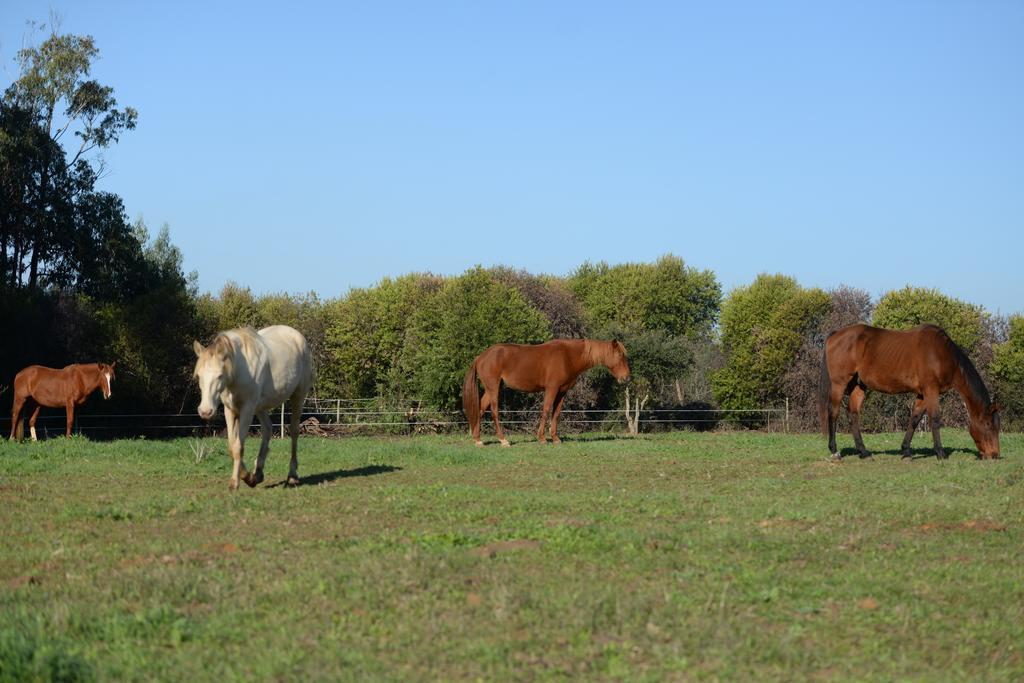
[10, 400, 20, 441]
[462, 357, 480, 437]
[818, 344, 832, 438]
[10, 372, 26, 441]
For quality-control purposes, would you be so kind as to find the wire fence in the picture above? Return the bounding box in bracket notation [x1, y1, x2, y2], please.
[0, 397, 807, 440]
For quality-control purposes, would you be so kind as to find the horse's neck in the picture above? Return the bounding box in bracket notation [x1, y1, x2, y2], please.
[77, 365, 101, 391]
[952, 366, 987, 419]
[224, 344, 263, 403]
[583, 340, 607, 371]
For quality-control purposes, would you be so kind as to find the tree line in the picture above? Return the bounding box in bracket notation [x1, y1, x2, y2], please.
[3, 27, 1023, 434]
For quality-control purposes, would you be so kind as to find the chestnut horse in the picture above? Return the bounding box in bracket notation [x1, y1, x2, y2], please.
[193, 325, 313, 491]
[463, 339, 630, 446]
[819, 324, 1000, 461]
[9, 362, 116, 441]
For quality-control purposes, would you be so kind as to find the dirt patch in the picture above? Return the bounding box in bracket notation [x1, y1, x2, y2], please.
[544, 517, 589, 528]
[917, 520, 1007, 533]
[7, 574, 43, 589]
[857, 597, 880, 610]
[119, 542, 243, 569]
[757, 518, 813, 530]
[470, 539, 541, 558]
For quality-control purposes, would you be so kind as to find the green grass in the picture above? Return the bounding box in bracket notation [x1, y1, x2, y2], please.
[1, 430, 1022, 682]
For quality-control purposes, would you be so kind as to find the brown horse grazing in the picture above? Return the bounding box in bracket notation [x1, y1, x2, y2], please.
[9, 363, 116, 441]
[819, 324, 1000, 461]
[463, 339, 630, 446]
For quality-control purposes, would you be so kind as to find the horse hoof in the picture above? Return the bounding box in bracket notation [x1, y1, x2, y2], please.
[500, 440, 511, 448]
[859, 453, 873, 460]
[829, 453, 842, 462]
[286, 476, 300, 487]
[551, 438, 561, 445]
[228, 479, 239, 491]
[474, 441, 483, 447]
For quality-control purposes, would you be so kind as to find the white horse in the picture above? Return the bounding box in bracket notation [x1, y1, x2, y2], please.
[192, 325, 313, 490]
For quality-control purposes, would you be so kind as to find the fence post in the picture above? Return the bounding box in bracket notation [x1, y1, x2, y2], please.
[336, 399, 340, 424]
[785, 398, 790, 433]
[280, 403, 285, 439]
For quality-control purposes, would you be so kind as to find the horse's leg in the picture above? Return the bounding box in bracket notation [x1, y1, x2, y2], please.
[65, 402, 74, 437]
[287, 392, 303, 485]
[10, 396, 25, 441]
[827, 382, 846, 460]
[900, 397, 927, 459]
[924, 392, 946, 459]
[550, 391, 568, 444]
[537, 389, 556, 443]
[848, 385, 871, 459]
[29, 405, 42, 442]
[226, 406, 253, 491]
[243, 411, 272, 488]
[484, 383, 510, 447]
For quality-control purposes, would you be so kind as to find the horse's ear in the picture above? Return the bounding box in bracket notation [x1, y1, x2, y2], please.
[193, 340, 204, 357]
[110, 361, 116, 370]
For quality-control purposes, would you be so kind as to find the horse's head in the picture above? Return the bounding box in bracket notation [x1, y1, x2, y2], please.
[97, 362, 116, 399]
[193, 337, 234, 420]
[607, 340, 630, 383]
[969, 402, 1002, 459]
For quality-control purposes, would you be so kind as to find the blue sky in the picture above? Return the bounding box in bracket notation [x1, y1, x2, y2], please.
[2, 1, 1022, 314]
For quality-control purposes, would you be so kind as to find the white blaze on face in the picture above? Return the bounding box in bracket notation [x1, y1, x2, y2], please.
[195, 357, 226, 420]
[104, 372, 112, 399]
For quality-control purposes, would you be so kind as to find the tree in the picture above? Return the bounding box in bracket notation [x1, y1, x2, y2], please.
[406, 267, 551, 409]
[323, 274, 442, 398]
[3, 24, 136, 289]
[568, 254, 720, 338]
[490, 267, 588, 338]
[783, 286, 873, 430]
[990, 315, 1024, 429]
[872, 287, 985, 353]
[712, 274, 830, 416]
[616, 329, 693, 434]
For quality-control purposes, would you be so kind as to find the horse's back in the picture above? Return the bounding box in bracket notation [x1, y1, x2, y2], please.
[255, 325, 313, 403]
[13, 365, 75, 405]
[827, 323, 955, 393]
[478, 339, 583, 390]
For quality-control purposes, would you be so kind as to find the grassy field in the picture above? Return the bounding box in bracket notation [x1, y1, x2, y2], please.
[1, 429, 1022, 682]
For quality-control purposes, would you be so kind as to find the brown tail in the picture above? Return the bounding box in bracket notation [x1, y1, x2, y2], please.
[818, 346, 831, 438]
[462, 358, 480, 438]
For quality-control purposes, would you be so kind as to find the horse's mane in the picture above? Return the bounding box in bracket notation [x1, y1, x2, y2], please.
[584, 339, 616, 367]
[943, 333, 991, 408]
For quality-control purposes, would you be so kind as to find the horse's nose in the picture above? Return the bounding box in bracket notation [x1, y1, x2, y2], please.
[198, 407, 214, 420]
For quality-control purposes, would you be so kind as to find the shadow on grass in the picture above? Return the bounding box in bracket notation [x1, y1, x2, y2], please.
[555, 434, 634, 443]
[266, 464, 403, 488]
[837, 446, 977, 460]
[473, 434, 636, 447]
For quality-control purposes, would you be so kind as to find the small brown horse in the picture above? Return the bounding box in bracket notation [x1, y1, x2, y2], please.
[463, 339, 630, 446]
[819, 324, 1000, 460]
[9, 363, 116, 441]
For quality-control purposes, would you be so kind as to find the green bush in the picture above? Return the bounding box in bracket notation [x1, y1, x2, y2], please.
[712, 274, 830, 416]
[406, 267, 551, 409]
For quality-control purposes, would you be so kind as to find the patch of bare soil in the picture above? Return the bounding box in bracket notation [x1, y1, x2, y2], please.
[916, 520, 1007, 533]
[469, 539, 541, 558]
